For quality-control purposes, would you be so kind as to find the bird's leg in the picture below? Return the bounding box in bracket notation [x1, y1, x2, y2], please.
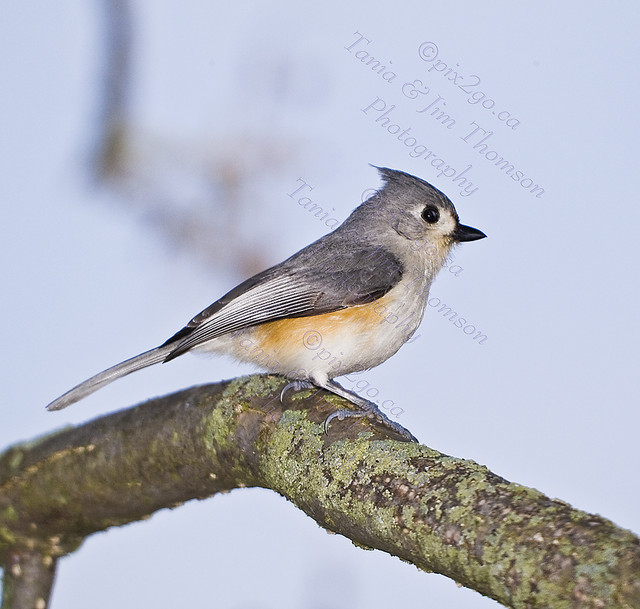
[317, 379, 418, 443]
[279, 377, 417, 442]
[280, 380, 316, 403]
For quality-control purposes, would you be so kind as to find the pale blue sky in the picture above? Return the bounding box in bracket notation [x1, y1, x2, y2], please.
[1, 2, 638, 608]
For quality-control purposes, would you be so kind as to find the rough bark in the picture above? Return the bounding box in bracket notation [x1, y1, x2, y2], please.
[1, 375, 638, 608]
[1, 551, 56, 609]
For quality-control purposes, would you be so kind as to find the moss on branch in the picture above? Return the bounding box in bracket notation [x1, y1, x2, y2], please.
[1, 375, 638, 608]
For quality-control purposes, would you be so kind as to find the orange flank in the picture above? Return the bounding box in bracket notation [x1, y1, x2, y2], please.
[252, 291, 397, 356]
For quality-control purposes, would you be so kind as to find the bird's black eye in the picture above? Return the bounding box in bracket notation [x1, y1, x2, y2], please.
[421, 206, 440, 224]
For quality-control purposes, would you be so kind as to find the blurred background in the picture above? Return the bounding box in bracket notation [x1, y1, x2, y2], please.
[1, 2, 638, 607]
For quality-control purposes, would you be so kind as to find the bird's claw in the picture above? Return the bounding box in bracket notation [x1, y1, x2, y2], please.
[280, 380, 315, 403]
[324, 408, 418, 443]
[280, 379, 418, 443]
[323, 409, 366, 434]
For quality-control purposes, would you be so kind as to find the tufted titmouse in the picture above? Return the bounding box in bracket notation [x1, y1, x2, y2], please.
[46, 166, 486, 441]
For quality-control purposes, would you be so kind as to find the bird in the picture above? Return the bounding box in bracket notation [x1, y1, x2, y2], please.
[46, 166, 486, 442]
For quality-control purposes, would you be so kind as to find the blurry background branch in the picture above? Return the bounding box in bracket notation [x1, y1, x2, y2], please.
[94, 0, 132, 185]
[1, 376, 639, 609]
[94, 0, 296, 278]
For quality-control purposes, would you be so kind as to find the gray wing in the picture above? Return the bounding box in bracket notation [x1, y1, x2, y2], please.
[163, 241, 403, 360]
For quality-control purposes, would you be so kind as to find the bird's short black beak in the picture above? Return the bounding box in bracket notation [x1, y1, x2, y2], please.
[452, 224, 487, 242]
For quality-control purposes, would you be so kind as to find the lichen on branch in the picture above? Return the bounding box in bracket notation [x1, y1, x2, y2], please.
[1, 375, 638, 609]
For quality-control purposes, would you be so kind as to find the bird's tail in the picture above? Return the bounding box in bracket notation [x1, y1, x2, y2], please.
[46, 344, 175, 411]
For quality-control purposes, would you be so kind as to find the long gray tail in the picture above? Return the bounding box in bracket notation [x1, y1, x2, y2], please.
[46, 344, 175, 411]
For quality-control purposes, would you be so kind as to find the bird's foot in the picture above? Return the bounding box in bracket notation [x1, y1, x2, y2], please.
[324, 404, 418, 443]
[280, 380, 315, 403]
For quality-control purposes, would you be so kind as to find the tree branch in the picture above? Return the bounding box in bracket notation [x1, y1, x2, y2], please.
[1, 375, 638, 608]
[1, 552, 57, 609]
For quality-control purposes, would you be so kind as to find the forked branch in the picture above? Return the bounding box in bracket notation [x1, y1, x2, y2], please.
[1, 375, 638, 608]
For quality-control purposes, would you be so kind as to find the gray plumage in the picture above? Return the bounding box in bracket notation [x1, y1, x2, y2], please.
[46, 166, 485, 415]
